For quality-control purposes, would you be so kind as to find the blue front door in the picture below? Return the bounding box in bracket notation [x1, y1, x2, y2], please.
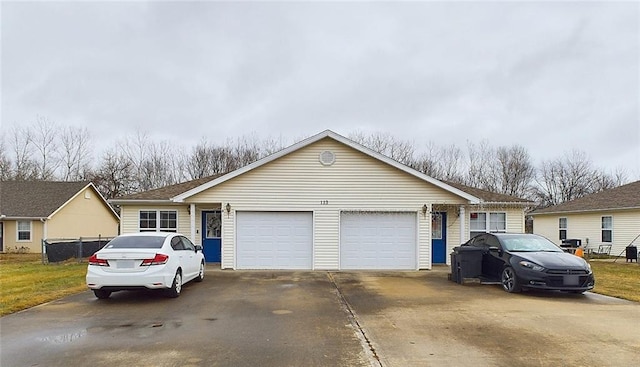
[202, 211, 221, 263]
[431, 212, 447, 264]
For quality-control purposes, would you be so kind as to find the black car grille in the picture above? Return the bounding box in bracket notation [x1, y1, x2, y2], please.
[546, 269, 589, 275]
[546, 276, 593, 288]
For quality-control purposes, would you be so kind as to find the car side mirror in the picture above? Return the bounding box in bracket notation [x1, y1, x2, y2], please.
[489, 246, 504, 256]
[194, 245, 203, 253]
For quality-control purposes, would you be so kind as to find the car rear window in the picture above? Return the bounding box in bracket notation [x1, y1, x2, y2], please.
[104, 236, 165, 249]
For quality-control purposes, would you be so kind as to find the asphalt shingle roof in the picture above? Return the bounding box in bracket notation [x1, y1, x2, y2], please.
[531, 180, 640, 215]
[0, 181, 90, 218]
[442, 181, 532, 204]
[115, 175, 222, 201]
[115, 174, 529, 205]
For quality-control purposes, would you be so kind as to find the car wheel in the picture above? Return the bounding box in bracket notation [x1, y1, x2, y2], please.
[501, 267, 521, 293]
[166, 270, 182, 298]
[93, 289, 111, 299]
[195, 261, 205, 282]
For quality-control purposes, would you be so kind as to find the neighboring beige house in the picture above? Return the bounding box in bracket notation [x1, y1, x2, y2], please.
[530, 181, 640, 256]
[0, 181, 120, 253]
[112, 130, 532, 270]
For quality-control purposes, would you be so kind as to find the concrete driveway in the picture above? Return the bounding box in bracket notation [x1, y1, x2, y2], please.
[1, 266, 639, 367]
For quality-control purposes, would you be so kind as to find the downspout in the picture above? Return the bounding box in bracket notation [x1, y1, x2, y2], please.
[190, 204, 196, 244]
[41, 218, 47, 264]
[40, 218, 48, 242]
[459, 206, 466, 244]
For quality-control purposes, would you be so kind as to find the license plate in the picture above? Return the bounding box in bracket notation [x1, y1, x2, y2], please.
[563, 275, 579, 286]
[116, 260, 135, 269]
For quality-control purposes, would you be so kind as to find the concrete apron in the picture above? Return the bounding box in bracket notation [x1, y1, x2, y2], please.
[1, 266, 639, 367]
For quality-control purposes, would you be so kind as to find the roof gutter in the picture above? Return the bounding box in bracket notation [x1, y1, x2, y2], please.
[109, 199, 177, 205]
[0, 216, 48, 221]
[530, 206, 640, 216]
[477, 201, 535, 206]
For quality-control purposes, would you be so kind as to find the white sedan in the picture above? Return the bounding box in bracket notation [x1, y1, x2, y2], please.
[86, 232, 205, 299]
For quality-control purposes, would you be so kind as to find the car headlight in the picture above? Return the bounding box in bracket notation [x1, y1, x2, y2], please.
[519, 260, 545, 272]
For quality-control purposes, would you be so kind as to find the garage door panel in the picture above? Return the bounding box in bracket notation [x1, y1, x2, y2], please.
[237, 212, 313, 269]
[340, 212, 416, 270]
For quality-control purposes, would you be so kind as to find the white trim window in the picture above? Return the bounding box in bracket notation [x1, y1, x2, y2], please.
[601, 216, 613, 243]
[139, 210, 177, 232]
[559, 217, 567, 241]
[470, 212, 506, 238]
[17, 220, 32, 241]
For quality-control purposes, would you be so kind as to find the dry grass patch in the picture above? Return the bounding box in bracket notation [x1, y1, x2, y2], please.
[590, 260, 640, 302]
[0, 253, 87, 316]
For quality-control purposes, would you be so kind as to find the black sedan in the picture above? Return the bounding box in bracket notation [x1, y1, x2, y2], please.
[462, 233, 595, 293]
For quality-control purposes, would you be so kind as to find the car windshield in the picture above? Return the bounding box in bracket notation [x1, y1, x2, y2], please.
[501, 235, 563, 252]
[104, 236, 165, 249]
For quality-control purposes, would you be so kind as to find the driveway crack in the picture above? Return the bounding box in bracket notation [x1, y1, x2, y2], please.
[327, 272, 384, 367]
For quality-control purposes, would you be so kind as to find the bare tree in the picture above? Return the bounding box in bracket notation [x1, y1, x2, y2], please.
[464, 140, 497, 191]
[0, 136, 12, 180]
[232, 135, 261, 168]
[89, 149, 136, 199]
[138, 140, 181, 190]
[411, 142, 465, 182]
[185, 139, 216, 180]
[30, 116, 60, 180]
[113, 131, 172, 192]
[59, 126, 92, 180]
[533, 150, 618, 207]
[8, 125, 38, 180]
[184, 135, 277, 180]
[349, 131, 415, 165]
[261, 135, 287, 156]
[495, 145, 535, 198]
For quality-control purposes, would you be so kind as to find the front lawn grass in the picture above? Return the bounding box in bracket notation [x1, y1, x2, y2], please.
[0, 253, 87, 316]
[590, 260, 640, 302]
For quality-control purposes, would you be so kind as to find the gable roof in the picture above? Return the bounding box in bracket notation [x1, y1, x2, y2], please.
[0, 181, 118, 219]
[530, 180, 640, 215]
[170, 130, 481, 203]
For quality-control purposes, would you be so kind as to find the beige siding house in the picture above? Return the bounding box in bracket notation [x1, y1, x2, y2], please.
[112, 130, 531, 270]
[0, 181, 120, 253]
[530, 181, 640, 257]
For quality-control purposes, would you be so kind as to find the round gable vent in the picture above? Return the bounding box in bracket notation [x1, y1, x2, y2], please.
[319, 150, 336, 166]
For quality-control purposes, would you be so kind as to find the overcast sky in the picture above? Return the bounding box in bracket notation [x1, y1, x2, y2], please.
[1, 1, 639, 179]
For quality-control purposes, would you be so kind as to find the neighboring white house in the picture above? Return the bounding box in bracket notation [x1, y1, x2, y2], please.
[530, 180, 640, 257]
[111, 130, 532, 270]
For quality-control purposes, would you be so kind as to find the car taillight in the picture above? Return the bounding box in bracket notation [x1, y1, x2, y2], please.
[140, 253, 169, 266]
[88, 254, 109, 267]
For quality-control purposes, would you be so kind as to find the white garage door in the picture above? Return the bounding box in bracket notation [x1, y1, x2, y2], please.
[236, 212, 313, 269]
[340, 212, 417, 270]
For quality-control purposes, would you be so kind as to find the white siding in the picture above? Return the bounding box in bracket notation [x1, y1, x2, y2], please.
[187, 138, 466, 270]
[448, 207, 526, 265]
[117, 137, 528, 270]
[120, 205, 190, 236]
[533, 209, 640, 255]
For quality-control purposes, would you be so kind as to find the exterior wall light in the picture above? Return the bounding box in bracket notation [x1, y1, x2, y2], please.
[422, 204, 428, 217]
[225, 203, 231, 214]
